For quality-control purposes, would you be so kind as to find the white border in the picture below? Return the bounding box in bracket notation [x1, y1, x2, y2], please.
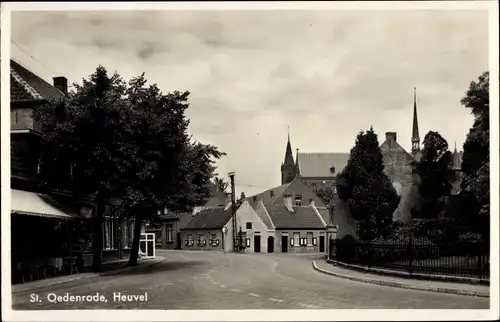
[1, 1, 499, 321]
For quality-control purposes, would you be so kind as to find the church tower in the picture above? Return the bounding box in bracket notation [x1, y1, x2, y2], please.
[281, 130, 296, 185]
[411, 87, 421, 156]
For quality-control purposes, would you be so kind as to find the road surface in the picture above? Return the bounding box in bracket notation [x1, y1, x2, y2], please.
[12, 250, 489, 309]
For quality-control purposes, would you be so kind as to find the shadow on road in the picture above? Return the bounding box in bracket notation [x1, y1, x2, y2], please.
[103, 260, 206, 276]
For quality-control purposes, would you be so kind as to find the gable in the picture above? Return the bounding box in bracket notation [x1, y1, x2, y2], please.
[297, 153, 349, 178]
[231, 201, 272, 231]
[10, 59, 65, 104]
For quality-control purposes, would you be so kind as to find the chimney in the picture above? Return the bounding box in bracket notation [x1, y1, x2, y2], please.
[284, 195, 294, 212]
[309, 199, 315, 207]
[53, 76, 68, 95]
[270, 190, 274, 198]
[385, 132, 397, 142]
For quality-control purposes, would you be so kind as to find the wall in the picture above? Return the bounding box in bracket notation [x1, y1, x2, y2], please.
[225, 201, 270, 253]
[180, 230, 225, 252]
[11, 107, 35, 131]
[273, 178, 327, 208]
[332, 198, 359, 239]
[380, 139, 416, 223]
[274, 230, 325, 253]
[161, 220, 180, 250]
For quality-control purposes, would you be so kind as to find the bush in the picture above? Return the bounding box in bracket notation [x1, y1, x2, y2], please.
[336, 235, 358, 261]
[457, 232, 484, 243]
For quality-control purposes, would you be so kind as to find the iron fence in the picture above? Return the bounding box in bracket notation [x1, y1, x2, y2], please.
[329, 238, 489, 279]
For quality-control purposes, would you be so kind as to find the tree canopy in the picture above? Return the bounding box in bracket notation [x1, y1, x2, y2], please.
[336, 127, 400, 240]
[460, 71, 490, 240]
[411, 131, 454, 220]
[213, 176, 229, 192]
[33, 66, 225, 268]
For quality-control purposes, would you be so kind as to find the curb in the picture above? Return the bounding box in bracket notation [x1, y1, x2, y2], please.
[312, 261, 489, 298]
[12, 256, 165, 294]
[327, 259, 490, 286]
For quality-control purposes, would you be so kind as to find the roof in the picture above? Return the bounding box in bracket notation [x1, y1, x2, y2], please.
[203, 189, 227, 208]
[9, 59, 65, 104]
[254, 201, 275, 230]
[262, 205, 325, 230]
[246, 181, 292, 206]
[182, 206, 233, 230]
[296, 153, 349, 177]
[11, 189, 81, 220]
[178, 213, 194, 229]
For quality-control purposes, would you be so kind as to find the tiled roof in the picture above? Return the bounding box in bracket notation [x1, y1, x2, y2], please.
[254, 201, 275, 230]
[262, 205, 325, 230]
[9, 59, 65, 103]
[182, 206, 233, 230]
[296, 153, 349, 177]
[203, 189, 227, 207]
[246, 181, 292, 207]
[178, 213, 194, 229]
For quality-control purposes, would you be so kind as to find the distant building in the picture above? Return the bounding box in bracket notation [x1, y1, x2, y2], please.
[279, 88, 464, 237]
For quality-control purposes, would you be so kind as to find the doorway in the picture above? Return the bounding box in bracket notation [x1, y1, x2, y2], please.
[254, 235, 261, 253]
[319, 236, 325, 253]
[281, 235, 288, 253]
[267, 236, 274, 253]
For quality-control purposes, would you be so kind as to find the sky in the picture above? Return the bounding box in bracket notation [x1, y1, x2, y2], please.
[10, 9, 489, 196]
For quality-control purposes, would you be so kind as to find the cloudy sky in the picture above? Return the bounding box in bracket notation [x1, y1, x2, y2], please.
[11, 9, 488, 196]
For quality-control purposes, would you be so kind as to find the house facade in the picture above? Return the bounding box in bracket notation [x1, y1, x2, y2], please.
[255, 197, 327, 253]
[180, 200, 273, 253]
[146, 212, 193, 250]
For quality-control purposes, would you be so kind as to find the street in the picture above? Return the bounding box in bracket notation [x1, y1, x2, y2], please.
[12, 250, 489, 310]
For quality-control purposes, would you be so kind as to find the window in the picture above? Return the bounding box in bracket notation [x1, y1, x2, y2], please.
[186, 234, 193, 246]
[306, 232, 313, 246]
[102, 220, 115, 250]
[209, 233, 218, 246]
[166, 224, 174, 243]
[295, 195, 302, 206]
[197, 233, 206, 246]
[293, 232, 300, 247]
[246, 222, 252, 229]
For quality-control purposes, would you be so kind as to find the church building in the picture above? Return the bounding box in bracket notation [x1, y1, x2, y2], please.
[280, 88, 464, 224]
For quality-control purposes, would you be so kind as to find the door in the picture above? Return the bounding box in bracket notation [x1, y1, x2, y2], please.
[254, 235, 261, 253]
[176, 232, 181, 250]
[267, 236, 274, 253]
[281, 236, 288, 253]
[319, 236, 325, 253]
[139, 233, 156, 259]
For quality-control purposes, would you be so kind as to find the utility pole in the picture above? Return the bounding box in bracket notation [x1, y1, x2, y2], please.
[228, 172, 237, 252]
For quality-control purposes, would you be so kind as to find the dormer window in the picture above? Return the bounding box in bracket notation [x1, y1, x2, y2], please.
[295, 195, 302, 206]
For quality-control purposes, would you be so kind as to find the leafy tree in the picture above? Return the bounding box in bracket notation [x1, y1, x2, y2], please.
[312, 185, 337, 209]
[336, 127, 400, 240]
[412, 131, 454, 220]
[460, 71, 490, 239]
[213, 176, 229, 192]
[34, 66, 225, 269]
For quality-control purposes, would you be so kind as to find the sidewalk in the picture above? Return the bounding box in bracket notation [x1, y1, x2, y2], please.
[312, 260, 490, 298]
[11, 256, 165, 294]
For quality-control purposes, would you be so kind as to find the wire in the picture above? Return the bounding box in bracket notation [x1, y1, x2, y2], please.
[11, 40, 60, 77]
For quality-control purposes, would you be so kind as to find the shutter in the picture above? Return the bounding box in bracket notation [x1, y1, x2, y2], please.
[290, 238, 294, 246]
[246, 238, 250, 247]
[185, 240, 188, 246]
[313, 238, 317, 246]
[203, 240, 206, 246]
[216, 240, 219, 245]
[302, 238, 306, 246]
[208, 239, 213, 245]
[196, 240, 200, 245]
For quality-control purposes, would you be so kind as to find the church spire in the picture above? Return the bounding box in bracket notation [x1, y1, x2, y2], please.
[411, 87, 420, 156]
[283, 126, 294, 166]
[295, 148, 301, 176]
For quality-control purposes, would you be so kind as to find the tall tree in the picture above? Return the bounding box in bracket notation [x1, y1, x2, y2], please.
[460, 71, 490, 239]
[34, 67, 225, 269]
[34, 66, 130, 271]
[412, 131, 454, 221]
[336, 127, 400, 240]
[213, 176, 229, 192]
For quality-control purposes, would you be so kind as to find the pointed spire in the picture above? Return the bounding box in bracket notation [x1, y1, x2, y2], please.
[454, 141, 458, 154]
[411, 87, 420, 155]
[283, 127, 294, 166]
[295, 148, 301, 176]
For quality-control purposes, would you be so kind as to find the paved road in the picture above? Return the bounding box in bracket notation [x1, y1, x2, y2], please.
[12, 250, 489, 310]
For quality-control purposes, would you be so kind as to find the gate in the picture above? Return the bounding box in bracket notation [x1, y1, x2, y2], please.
[139, 233, 156, 259]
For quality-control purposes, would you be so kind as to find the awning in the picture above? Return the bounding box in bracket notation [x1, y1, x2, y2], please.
[11, 189, 81, 220]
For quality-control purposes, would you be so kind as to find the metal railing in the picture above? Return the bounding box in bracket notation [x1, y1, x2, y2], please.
[329, 238, 489, 279]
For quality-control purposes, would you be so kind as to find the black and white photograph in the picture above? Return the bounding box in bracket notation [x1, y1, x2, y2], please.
[1, 1, 498, 321]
